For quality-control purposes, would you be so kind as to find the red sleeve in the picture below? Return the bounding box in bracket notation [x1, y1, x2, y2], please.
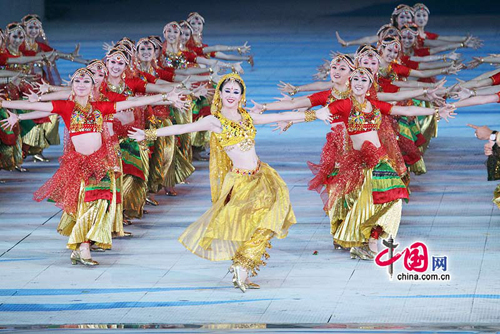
[327, 99, 351, 120]
[400, 55, 419, 70]
[51, 100, 74, 126]
[490, 72, 500, 86]
[307, 90, 331, 107]
[93, 102, 116, 116]
[0, 53, 8, 66]
[497, 92, 500, 102]
[37, 42, 54, 52]
[105, 91, 127, 102]
[142, 72, 158, 84]
[392, 63, 411, 78]
[157, 68, 175, 82]
[125, 78, 147, 94]
[191, 46, 204, 56]
[370, 99, 393, 115]
[182, 51, 198, 63]
[21, 49, 36, 57]
[425, 32, 439, 40]
[413, 48, 431, 57]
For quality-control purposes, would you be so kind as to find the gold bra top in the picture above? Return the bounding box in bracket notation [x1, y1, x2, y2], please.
[213, 109, 256, 152]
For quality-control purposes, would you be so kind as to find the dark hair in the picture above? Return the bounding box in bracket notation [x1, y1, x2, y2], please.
[219, 78, 245, 95]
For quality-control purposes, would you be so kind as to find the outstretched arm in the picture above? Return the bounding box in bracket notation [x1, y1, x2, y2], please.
[335, 31, 377, 47]
[453, 94, 499, 108]
[249, 98, 312, 113]
[391, 104, 456, 122]
[249, 107, 332, 125]
[278, 81, 334, 95]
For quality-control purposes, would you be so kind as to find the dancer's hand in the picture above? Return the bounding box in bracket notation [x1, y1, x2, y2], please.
[249, 99, 265, 114]
[445, 51, 461, 62]
[232, 62, 244, 75]
[277, 81, 297, 95]
[0, 109, 19, 131]
[450, 86, 473, 100]
[336, 31, 348, 47]
[23, 89, 40, 103]
[71, 43, 81, 59]
[466, 57, 483, 69]
[237, 42, 251, 54]
[316, 106, 333, 124]
[34, 79, 51, 94]
[444, 63, 464, 75]
[484, 141, 494, 156]
[128, 127, 145, 142]
[425, 80, 446, 103]
[274, 92, 292, 102]
[271, 121, 293, 134]
[192, 84, 208, 99]
[467, 124, 493, 140]
[167, 88, 188, 111]
[438, 104, 457, 122]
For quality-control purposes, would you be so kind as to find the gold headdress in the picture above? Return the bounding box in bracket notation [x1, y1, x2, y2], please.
[106, 48, 130, 65]
[209, 73, 247, 202]
[330, 54, 355, 70]
[163, 21, 180, 37]
[70, 68, 95, 84]
[6, 22, 25, 35]
[401, 23, 419, 36]
[136, 37, 152, 50]
[87, 59, 108, 76]
[378, 36, 401, 52]
[350, 67, 375, 86]
[413, 3, 430, 14]
[187, 12, 205, 24]
[355, 47, 382, 66]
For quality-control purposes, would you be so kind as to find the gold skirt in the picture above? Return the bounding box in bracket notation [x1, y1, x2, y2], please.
[179, 162, 296, 262]
[122, 147, 150, 219]
[148, 119, 175, 193]
[333, 168, 402, 248]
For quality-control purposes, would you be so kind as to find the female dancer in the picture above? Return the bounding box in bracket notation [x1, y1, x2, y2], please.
[128, 73, 332, 291]
[1, 68, 184, 265]
[308, 67, 455, 259]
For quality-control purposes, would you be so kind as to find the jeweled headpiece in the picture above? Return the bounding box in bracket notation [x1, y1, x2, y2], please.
[355, 46, 382, 66]
[187, 12, 205, 24]
[401, 23, 419, 36]
[106, 49, 130, 65]
[148, 35, 162, 48]
[378, 36, 401, 50]
[21, 14, 41, 26]
[179, 20, 193, 33]
[136, 37, 153, 50]
[413, 3, 430, 14]
[330, 54, 355, 70]
[87, 59, 108, 76]
[6, 22, 25, 35]
[392, 4, 412, 16]
[350, 67, 375, 85]
[70, 68, 95, 84]
[163, 21, 181, 37]
[211, 73, 246, 114]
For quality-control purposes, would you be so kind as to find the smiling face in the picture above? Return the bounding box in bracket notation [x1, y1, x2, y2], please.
[72, 73, 94, 98]
[397, 10, 413, 28]
[414, 9, 428, 27]
[188, 16, 204, 34]
[401, 30, 416, 49]
[164, 24, 180, 45]
[380, 42, 400, 63]
[350, 72, 372, 97]
[25, 20, 41, 39]
[358, 55, 380, 75]
[8, 28, 25, 49]
[180, 26, 192, 45]
[220, 80, 243, 109]
[330, 59, 352, 85]
[106, 55, 127, 79]
[137, 41, 154, 62]
[88, 64, 106, 86]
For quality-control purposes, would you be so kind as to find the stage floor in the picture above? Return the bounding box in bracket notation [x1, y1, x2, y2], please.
[1, 12, 500, 333]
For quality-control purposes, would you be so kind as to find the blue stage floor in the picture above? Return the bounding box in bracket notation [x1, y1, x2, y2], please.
[1, 10, 500, 333]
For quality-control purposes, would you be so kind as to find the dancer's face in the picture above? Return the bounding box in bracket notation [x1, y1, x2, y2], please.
[401, 30, 416, 49]
[164, 25, 180, 45]
[414, 9, 428, 27]
[180, 27, 192, 45]
[25, 21, 41, 39]
[330, 59, 352, 85]
[381, 43, 400, 63]
[397, 10, 413, 28]
[137, 41, 154, 62]
[220, 81, 242, 109]
[106, 57, 127, 79]
[350, 72, 371, 97]
[88, 65, 106, 86]
[72, 73, 94, 98]
[188, 16, 204, 34]
[9, 30, 25, 48]
[358, 55, 380, 74]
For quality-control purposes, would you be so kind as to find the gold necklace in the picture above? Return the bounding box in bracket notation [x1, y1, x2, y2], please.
[331, 86, 350, 99]
[107, 79, 125, 93]
[75, 100, 92, 113]
[7, 46, 20, 56]
[351, 96, 367, 112]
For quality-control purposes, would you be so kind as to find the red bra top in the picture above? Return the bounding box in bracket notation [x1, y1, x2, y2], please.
[51, 100, 116, 137]
[328, 98, 393, 135]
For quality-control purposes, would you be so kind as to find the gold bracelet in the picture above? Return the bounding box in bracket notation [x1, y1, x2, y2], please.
[443, 55, 447, 62]
[460, 42, 465, 48]
[304, 109, 316, 122]
[144, 128, 158, 141]
[434, 108, 441, 121]
[423, 88, 428, 96]
[479, 57, 484, 63]
[209, 67, 214, 74]
[261, 103, 267, 114]
[162, 93, 169, 102]
[237, 47, 242, 55]
[283, 121, 293, 132]
[472, 88, 477, 96]
[290, 87, 299, 96]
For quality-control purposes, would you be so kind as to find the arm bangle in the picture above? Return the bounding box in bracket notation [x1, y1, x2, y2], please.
[304, 109, 317, 122]
[162, 93, 169, 102]
[434, 108, 441, 121]
[261, 104, 267, 114]
[144, 128, 158, 141]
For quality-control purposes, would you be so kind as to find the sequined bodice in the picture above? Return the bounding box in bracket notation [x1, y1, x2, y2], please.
[213, 109, 256, 151]
[347, 104, 382, 134]
[70, 103, 104, 135]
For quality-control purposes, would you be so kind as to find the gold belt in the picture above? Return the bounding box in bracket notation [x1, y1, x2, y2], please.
[231, 160, 261, 176]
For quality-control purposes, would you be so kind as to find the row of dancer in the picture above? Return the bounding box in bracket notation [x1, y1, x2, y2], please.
[0, 13, 252, 266]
